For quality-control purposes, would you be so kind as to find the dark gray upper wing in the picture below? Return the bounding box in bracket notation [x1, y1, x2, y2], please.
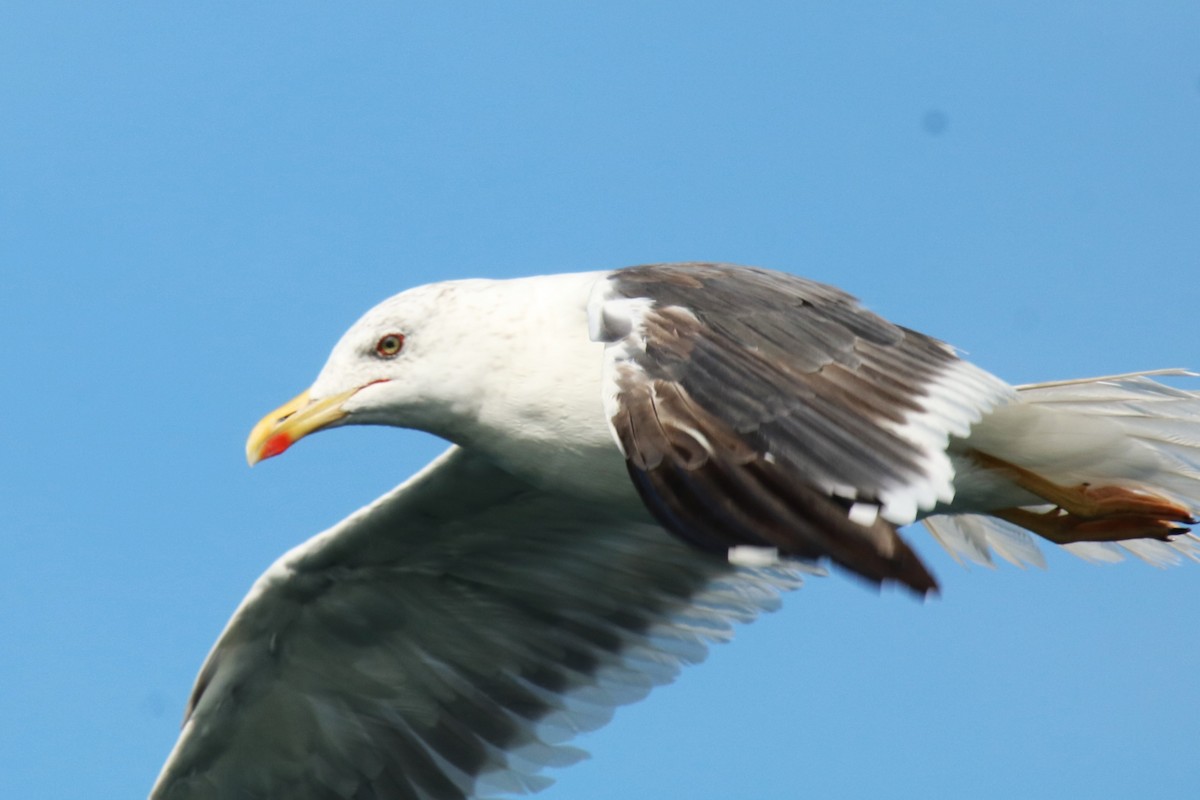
[590, 263, 1013, 594]
[150, 446, 802, 800]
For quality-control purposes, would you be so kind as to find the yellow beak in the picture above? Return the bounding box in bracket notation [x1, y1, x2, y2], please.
[245, 387, 356, 466]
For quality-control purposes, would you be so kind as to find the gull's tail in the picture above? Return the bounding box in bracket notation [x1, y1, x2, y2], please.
[924, 370, 1200, 568]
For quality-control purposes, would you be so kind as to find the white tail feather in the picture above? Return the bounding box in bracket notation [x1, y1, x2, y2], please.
[926, 371, 1200, 569]
[1016, 371, 1200, 510]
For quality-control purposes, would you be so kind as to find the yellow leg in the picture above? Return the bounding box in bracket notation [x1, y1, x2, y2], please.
[970, 450, 1195, 545]
[995, 507, 1188, 544]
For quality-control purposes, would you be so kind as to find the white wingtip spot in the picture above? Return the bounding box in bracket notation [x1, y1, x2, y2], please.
[848, 502, 880, 527]
[728, 546, 781, 567]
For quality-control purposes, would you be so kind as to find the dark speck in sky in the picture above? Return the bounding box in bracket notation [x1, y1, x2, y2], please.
[922, 108, 949, 136]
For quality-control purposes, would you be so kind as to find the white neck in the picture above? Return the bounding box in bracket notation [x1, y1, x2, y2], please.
[430, 271, 634, 501]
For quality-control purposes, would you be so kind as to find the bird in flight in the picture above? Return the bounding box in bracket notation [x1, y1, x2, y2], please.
[151, 263, 1200, 799]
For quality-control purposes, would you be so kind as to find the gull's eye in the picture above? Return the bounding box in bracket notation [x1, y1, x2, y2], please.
[374, 333, 405, 358]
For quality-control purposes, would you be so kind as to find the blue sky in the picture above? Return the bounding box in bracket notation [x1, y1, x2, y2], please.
[3, 3, 1199, 798]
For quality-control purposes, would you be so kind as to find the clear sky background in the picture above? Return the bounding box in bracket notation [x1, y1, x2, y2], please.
[2, 3, 1199, 799]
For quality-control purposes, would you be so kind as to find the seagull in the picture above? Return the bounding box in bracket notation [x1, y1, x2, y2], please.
[151, 263, 1200, 799]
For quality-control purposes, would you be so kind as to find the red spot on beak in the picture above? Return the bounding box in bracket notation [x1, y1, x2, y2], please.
[259, 432, 294, 461]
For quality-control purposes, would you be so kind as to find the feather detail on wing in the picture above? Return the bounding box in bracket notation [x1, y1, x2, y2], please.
[150, 447, 805, 800]
[591, 263, 1012, 594]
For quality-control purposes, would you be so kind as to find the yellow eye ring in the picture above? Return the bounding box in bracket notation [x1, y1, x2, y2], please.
[375, 333, 405, 358]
